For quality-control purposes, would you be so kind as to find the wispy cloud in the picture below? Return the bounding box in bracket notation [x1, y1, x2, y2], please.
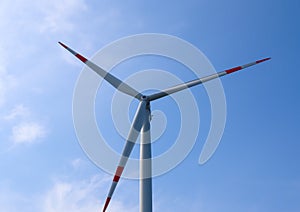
[0, 185, 32, 212]
[71, 158, 87, 170]
[38, 0, 88, 33]
[3, 104, 48, 146]
[41, 170, 140, 212]
[0, 0, 88, 33]
[0, 64, 16, 108]
[4, 104, 30, 120]
[0, 158, 138, 212]
[41, 175, 102, 212]
[11, 122, 46, 144]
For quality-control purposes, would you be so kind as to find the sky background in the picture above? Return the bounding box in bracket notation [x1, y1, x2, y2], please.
[0, 0, 299, 211]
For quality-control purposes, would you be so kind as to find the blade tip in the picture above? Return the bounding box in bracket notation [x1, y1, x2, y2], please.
[257, 57, 271, 63]
[103, 197, 111, 212]
[58, 41, 68, 49]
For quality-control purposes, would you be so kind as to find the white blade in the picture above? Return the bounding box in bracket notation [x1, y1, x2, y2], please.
[59, 42, 143, 100]
[103, 101, 147, 212]
[148, 58, 271, 101]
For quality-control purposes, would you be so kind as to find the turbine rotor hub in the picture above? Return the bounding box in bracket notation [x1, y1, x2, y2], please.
[141, 95, 148, 101]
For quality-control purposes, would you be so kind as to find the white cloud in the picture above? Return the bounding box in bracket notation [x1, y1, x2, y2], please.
[0, 64, 16, 107]
[38, 0, 88, 33]
[2, 104, 48, 145]
[71, 158, 86, 170]
[0, 172, 137, 212]
[0, 0, 90, 71]
[0, 0, 88, 33]
[42, 179, 100, 212]
[44, 159, 139, 212]
[35, 156, 138, 212]
[4, 104, 30, 120]
[40, 173, 138, 212]
[0, 188, 31, 212]
[11, 122, 47, 144]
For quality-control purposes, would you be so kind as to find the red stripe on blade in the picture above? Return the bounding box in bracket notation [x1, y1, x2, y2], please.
[256, 57, 271, 64]
[113, 166, 124, 182]
[103, 197, 111, 212]
[113, 175, 120, 182]
[225, 66, 242, 74]
[75, 54, 87, 63]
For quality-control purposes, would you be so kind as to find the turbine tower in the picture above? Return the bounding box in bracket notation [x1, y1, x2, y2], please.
[59, 41, 270, 212]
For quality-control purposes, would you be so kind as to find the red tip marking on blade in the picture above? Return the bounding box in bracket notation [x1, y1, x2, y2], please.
[225, 66, 242, 74]
[75, 54, 87, 63]
[58, 42, 68, 49]
[256, 57, 271, 64]
[103, 197, 111, 212]
[113, 166, 124, 182]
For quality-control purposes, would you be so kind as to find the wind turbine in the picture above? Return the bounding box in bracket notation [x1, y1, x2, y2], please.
[59, 41, 270, 212]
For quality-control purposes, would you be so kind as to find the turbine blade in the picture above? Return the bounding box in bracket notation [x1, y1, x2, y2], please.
[103, 101, 147, 212]
[58, 42, 143, 100]
[148, 57, 271, 101]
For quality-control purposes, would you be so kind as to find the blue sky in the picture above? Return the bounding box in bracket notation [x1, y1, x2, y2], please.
[0, 0, 299, 211]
